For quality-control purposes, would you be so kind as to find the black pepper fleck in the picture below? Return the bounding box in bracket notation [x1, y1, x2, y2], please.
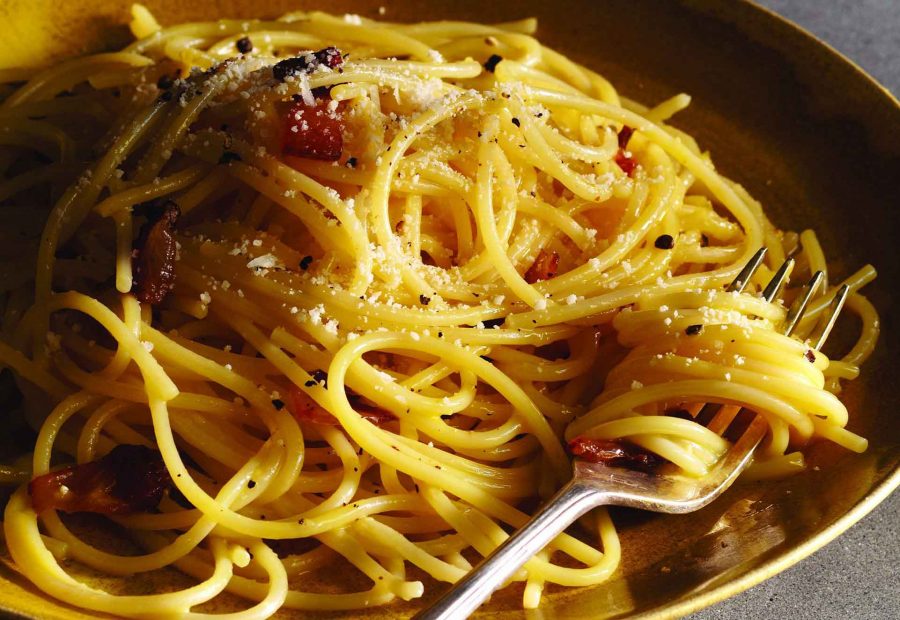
[654, 234, 675, 250]
[483, 54, 503, 73]
[311, 369, 328, 387]
[685, 324, 703, 336]
[236, 36, 253, 54]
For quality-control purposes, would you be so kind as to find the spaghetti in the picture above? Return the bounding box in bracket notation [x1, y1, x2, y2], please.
[0, 4, 879, 616]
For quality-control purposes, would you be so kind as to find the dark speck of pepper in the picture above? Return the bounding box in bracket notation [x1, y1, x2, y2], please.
[311, 369, 328, 387]
[483, 54, 502, 73]
[654, 234, 675, 249]
[236, 36, 253, 54]
[299, 255, 313, 270]
[685, 324, 703, 336]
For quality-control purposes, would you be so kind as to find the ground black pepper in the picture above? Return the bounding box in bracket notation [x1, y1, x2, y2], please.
[655, 234, 675, 249]
[483, 54, 502, 72]
[236, 36, 253, 54]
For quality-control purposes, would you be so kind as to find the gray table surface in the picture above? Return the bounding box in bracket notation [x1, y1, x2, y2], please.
[690, 1, 899, 619]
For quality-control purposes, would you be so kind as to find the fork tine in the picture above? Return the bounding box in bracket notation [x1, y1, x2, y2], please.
[783, 271, 824, 336]
[721, 408, 759, 444]
[704, 404, 741, 435]
[697, 251, 787, 427]
[709, 413, 768, 479]
[761, 257, 794, 302]
[808, 284, 850, 350]
[728, 247, 768, 293]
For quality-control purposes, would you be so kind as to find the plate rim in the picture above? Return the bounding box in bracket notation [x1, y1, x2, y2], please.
[0, 1, 897, 618]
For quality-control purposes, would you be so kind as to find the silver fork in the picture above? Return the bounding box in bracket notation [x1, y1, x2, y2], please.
[416, 248, 849, 620]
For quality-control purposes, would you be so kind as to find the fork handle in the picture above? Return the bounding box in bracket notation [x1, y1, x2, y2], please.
[414, 480, 601, 620]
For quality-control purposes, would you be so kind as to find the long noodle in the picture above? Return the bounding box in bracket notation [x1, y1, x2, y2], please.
[0, 4, 877, 616]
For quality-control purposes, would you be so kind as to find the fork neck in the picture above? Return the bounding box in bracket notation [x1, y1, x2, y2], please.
[414, 480, 601, 620]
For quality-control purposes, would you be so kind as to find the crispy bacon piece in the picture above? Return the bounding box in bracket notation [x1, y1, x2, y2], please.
[614, 149, 637, 177]
[29, 445, 171, 514]
[524, 249, 560, 283]
[617, 125, 634, 149]
[287, 385, 395, 426]
[614, 126, 637, 176]
[568, 437, 664, 473]
[132, 199, 180, 304]
[281, 97, 344, 161]
[272, 47, 344, 82]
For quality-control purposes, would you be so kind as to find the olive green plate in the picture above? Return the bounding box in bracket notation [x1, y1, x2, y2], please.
[0, 1, 897, 618]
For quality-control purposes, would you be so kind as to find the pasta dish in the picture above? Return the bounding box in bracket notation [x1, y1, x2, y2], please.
[0, 5, 879, 617]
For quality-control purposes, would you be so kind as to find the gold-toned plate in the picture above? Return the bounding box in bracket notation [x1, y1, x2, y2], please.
[0, 0, 898, 618]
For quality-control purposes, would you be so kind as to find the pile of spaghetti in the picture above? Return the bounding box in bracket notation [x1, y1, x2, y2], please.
[0, 5, 879, 616]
